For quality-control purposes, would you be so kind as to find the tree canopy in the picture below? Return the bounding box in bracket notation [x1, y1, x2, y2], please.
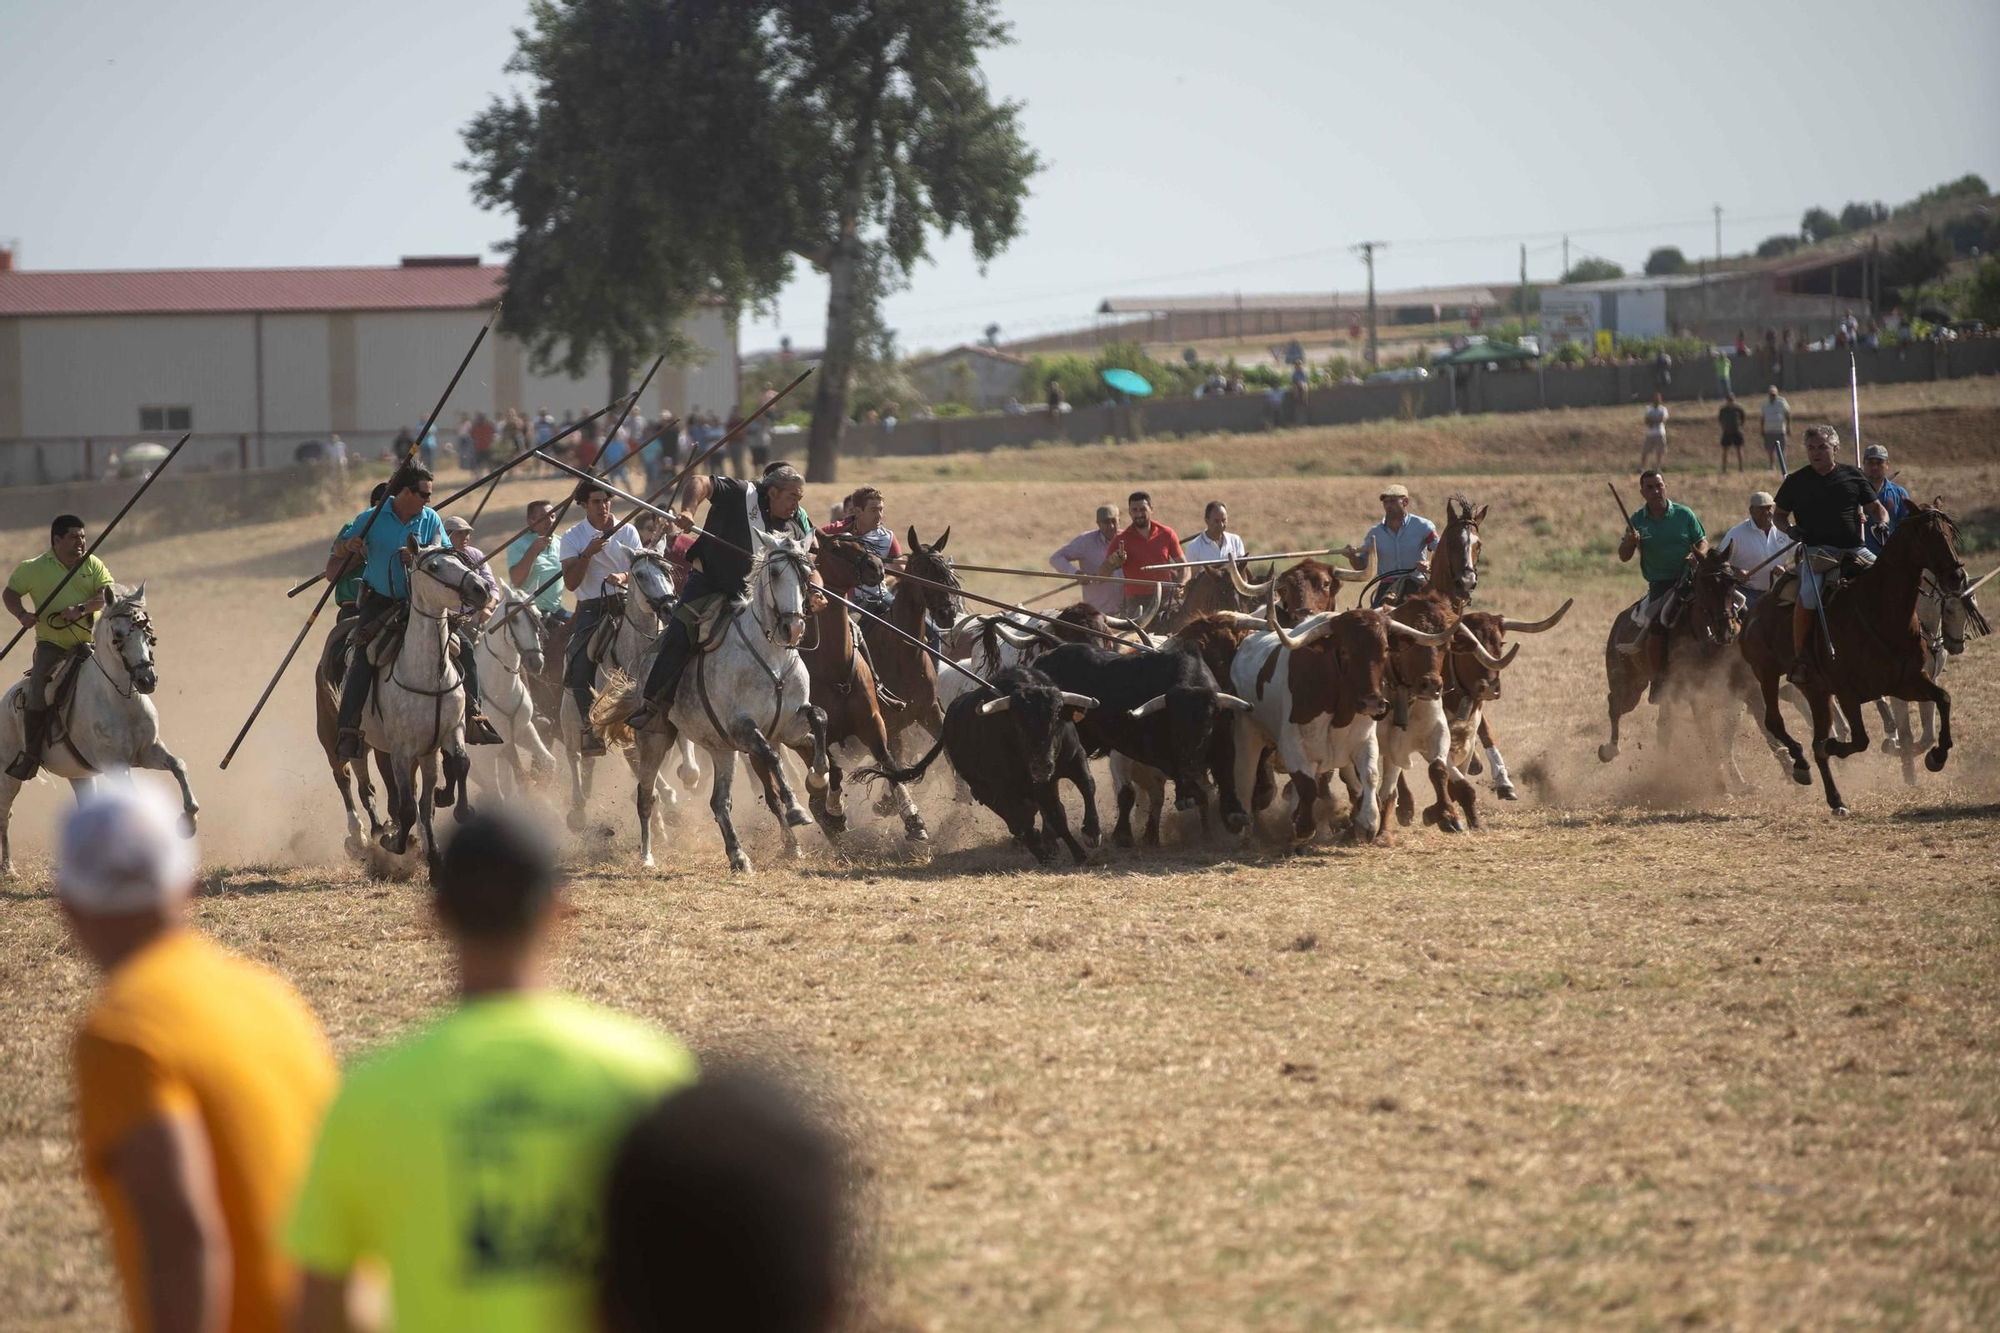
[463, 0, 1040, 482]
[1643, 247, 1690, 277]
[1561, 258, 1624, 284]
[1800, 207, 1842, 244]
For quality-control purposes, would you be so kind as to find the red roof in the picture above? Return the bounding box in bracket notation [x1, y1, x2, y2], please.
[0, 262, 504, 317]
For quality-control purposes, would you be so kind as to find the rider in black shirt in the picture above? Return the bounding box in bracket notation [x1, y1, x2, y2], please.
[1771, 425, 1888, 678]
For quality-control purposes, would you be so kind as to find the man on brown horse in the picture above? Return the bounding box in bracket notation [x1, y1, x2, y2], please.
[1615, 469, 1707, 704]
[1772, 425, 1889, 685]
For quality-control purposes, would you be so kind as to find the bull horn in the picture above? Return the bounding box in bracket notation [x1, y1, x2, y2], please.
[994, 621, 1054, 647]
[1214, 692, 1254, 712]
[1131, 584, 1163, 630]
[1226, 561, 1274, 598]
[1331, 565, 1371, 583]
[1500, 597, 1574, 634]
[977, 695, 1013, 715]
[1270, 598, 1338, 651]
[1386, 619, 1452, 646]
[1453, 623, 1520, 670]
[1205, 611, 1268, 630]
[1105, 616, 1156, 649]
[1128, 694, 1168, 719]
[1059, 692, 1099, 711]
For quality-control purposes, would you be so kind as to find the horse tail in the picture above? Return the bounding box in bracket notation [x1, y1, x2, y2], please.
[855, 731, 947, 787]
[590, 669, 640, 748]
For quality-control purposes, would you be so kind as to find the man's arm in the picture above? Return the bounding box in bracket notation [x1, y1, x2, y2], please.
[3, 588, 34, 630]
[507, 537, 547, 589]
[1048, 537, 1084, 575]
[1773, 508, 1795, 540]
[1348, 533, 1371, 571]
[109, 1110, 231, 1333]
[1617, 525, 1639, 562]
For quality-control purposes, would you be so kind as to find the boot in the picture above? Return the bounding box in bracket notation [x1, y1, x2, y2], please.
[1645, 634, 1668, 704]
[625, 618, 695, 733]
[6, 708, 48, 781]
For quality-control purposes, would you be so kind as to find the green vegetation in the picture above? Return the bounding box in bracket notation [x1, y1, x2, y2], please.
[1643, 247, 1690, 277]
[1969, 257, 2000, 327]
[1561, 258, 1624, 284]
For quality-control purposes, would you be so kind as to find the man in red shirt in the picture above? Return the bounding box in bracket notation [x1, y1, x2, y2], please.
[1102, 490, 1185, 614]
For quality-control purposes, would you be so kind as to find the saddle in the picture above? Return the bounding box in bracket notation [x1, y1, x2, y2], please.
[1769, 551, 1873, 609]
[12, 644, 97, 767]
[331, 604, 462, 678]
[583, 605, 626, 667]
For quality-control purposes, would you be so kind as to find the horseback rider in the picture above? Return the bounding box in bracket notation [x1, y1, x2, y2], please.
[329, 465, 502, 761]
[1773, 425, 1890, 684]
[441, 516, 504, 743]
[4, 514, 117, 780]
[1351, 484, 1437, 607]
[330, 484, 390, 619]
[819, 485, 901, 619]
[1616, 469, 1707, 703]
[560, 478, 649, 757]
[1860, 443, 1910, 557]
[624, 462, 822, 733]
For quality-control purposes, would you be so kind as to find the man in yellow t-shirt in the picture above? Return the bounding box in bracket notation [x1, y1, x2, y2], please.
[60, 785, 336, 1333]
[5, 512, 117, 779]
[289, 811, 696, 1333]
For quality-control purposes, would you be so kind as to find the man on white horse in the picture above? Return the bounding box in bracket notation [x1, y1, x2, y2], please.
[5, 514, 116, 780]
[442, 514, 504, 732]
[330, 465, 500, 760]
[561, 478, 648, 757]
[624, 462, 821, 732]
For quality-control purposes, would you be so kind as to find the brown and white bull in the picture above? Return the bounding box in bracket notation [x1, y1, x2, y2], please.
[1440, 600, 1571, 801]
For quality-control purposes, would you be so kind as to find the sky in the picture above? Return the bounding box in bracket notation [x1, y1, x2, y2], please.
[4, 0, 1996, 357]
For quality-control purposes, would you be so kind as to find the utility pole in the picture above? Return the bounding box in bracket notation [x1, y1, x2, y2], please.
[1518, 243, 1528, 340]
[1562, 235, 1570, 280]
[1355, 241, 1386, 366]
[1713, 204, 1722, 263]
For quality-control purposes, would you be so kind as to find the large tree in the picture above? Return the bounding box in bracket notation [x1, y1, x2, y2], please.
[463, 0, 1040, 482]
[1643, 246, 1690, 277]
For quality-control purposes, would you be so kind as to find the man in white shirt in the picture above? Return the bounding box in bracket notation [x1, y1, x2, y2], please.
[559, 480, 646, 755]
[1720, 491, 1792, 605]
[1182, 501, 1247, 570]
[1760, 388, 1791, 475]
[1048, 505, 1125, 615]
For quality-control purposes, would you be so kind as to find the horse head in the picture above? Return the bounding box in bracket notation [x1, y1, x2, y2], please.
[816, 531, 885, 596]
[1888, 504, 1969, 598]
[902, 525, 963, 624]
[406, 536, 487, 618]
[99, 582, 159, 694]
[1436, 495, 1487, 605]
[627, 550, 677, 626]
[752, 530, 815, 648]
[1688, 543, 1747, 647]
[1943, 562, 1996, 652]
[491, 587, 545, 676]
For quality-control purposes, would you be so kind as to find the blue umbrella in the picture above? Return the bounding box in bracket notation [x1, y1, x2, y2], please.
[1100, 367, 1152, 398]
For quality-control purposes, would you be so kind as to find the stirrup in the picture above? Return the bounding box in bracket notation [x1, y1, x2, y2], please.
[5, 750, 38, 782]
[466, 712, 503, 746]
[579, 729, 608, 758]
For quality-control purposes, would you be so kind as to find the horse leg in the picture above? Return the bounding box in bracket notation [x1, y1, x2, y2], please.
[1395, 772, 1415, 826]
[1758, 670, 1811, 785]
[1805, 690, 1850, 816]
[331, 761, 365, 855]
[1910, 679, 1952, 773]
[1874, 698, 1900, 753]
[737, 718, 811, 831]
[0, 775, 17, 878]
[1476, 714, 1516, 799]
[633, 729, 673, 869]
[1826, 691, 1870, 760]
[706, 744, 751, 873]
[137, 741, 199, 836]
[1071, 753, 1101, 850]
[1598, 688, 1625, 763]
[440, 750, 474, 824]
[419, 752, 443, 876]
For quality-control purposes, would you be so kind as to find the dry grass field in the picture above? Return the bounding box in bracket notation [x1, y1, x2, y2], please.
[2, 384, 1997, 1330]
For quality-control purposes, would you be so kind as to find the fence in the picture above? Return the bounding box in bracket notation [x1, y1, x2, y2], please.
[0, 462, 359, 540]
[0, 430, 404, 489]
[837, 339, 2000, 458]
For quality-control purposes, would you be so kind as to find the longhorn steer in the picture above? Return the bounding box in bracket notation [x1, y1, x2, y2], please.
[1033, 640, 1253, 846]
[1229, 558, 1368, 627]
[857, 665, 1101, 864]
[1362, 587, 1468, 841]
[1423, 599, 1572, 805]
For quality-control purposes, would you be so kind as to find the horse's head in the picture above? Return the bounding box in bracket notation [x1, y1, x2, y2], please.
[627, 550, 676, 624]
[1942, 562, 1996, 653]
[816, 532, 885, 596]
[98, 582, 158, 694]
[406, 537, 487, 617]
[1690, 543, 1747, 646]
[493, 587, 545, 675]
[752, 530, 815, 647]
[1436, 495, 1487, 604]
[1890, 503, 1968, 598]
[902, 525, 963, 624]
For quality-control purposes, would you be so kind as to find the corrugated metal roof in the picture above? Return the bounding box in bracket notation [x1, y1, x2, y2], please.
[1099, 287, 1499, 314]
[0, 262, 505, 316]
[908, 343, 1028, 368]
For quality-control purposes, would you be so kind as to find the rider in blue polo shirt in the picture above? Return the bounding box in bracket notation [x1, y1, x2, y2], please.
[1861, 443, 1908, 556]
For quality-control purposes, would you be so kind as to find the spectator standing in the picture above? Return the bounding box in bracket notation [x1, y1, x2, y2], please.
[1049, 505, 1125, 615]
[1734, 330, 1749, 357]
[1653, 348, 1672, 394]
[1045, 378, 1066, 418]
[288, 811, 696, 1333]
[533, 408, 556, 448]
[1717, 394, 1747, 475]
[1712, 349, 1732, 399]
[63, 787, 336, 1333]
[454, 413, 475, 471]
[470, 412, 497, 471]
[500, 409, 526, 458]
[1103, 491, 1185, 613]
[1760, 387, 1792, 474]
[1183, 500, 1247, 571]
[750, 384, 777, 472]
[1641, 393, 1669, 469]
[1720, 491, 1791, 605]
[726, 407, 749, 478]
[599, 425, 630, 493]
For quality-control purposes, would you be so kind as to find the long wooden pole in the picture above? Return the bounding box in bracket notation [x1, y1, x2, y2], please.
[899, 559, 1159, 588]
[1142, 546, 1356, 571]
[887, 565, 1144, 650]
[1607, 481, 1641, 539]
[0, 431, 193, 664]
[221, 306, 497, 769]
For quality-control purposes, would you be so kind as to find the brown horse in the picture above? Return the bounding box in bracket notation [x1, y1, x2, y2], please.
[1597, 545, 1754, 777]
[1739, 504, 1967, 814]
[865, 526, 965, 766]
[806, 533, 928, 841]
[1157, 565, 1257, 633]
[1427, 495, 1486, 607]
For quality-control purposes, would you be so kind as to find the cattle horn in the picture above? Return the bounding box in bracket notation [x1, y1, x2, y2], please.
[1500, 597, 1574, 634]
[1059, 692, 1099, 711]
[1105, 615, 1156, 649]
[977, 695, 1013, 715]
[1214, 692, 1254, 712]
[1226, 561, 1274, 598]
[1454, 623, 1520, 670]
[1385, 619, 1452, 646]
[1130, 584, 1163, 630]
[1128, 694, 1168, 719]
[1331, 564, 1371, 583]
[1205, 611, 1268, 630]
[994, 621, 1054, 648]
[1269, 598, 1339, 650]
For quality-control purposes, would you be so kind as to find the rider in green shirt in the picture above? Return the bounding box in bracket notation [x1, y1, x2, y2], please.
[1615, 469, 1707, 703]
[5, 514, 117, 779]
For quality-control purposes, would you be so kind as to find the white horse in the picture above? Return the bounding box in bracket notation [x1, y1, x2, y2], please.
[358, 539, 488, 876]
[1875, 568, 1990, 781]
[472, 586, 559, 799]
[557, 550, 695, 832]
[597, 529, 829, 871]
[0, 585, 198, 876]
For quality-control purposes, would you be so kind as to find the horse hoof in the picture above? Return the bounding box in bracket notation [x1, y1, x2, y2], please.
[454, 800, 476, 824]
[902, 814, 929, 841]
[1113, 829, 1134, 850]
[1924, 749, 1947, 773]
[1597, 743, 1619, 763]
[785, 807, 813, 829]
[1083, 829, 1103, 849]
[344, 834, 365, 862]
[1791, 765, 1812, 786]
[1440, 818, 1464, 834]
[566, 807, 587, 832]
[729, 852, 753, 873]
[1495, 784, 1517, 801]
[1902, 771, 1919, 788]
[872, 792, 899, 817]
[1832, 805, 1850, 818]
[1467, 754, 1483, 775]
[1224, 812, 1248, 834]
[178, 813, 198, 837]
[641, 853, 655, 870]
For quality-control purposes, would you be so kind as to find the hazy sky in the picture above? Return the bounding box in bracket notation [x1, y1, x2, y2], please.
[4, 0, 1995, 355]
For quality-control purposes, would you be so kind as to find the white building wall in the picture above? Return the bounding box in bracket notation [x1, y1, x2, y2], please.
[352, 310, 503, 434]
[18, 314, 256, 438]
[259, 313, 333, 433]
[516, 340, 616, 420]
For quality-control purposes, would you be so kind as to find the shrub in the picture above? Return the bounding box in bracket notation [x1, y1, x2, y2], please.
[1179, 460, 1216, 481]
[1376, 455, 1410, 477]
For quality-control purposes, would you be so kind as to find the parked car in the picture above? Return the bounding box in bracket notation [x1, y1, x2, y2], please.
[1366, 366, 1430, 385]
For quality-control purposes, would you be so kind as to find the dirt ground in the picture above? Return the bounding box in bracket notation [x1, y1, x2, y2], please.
[1, 387, 1996, 1330]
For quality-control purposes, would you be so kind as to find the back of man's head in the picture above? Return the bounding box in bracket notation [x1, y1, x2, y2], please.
[58, 785, 197, 921]
[434, 809, 559, 941]
[601, 1070, 848, 1333]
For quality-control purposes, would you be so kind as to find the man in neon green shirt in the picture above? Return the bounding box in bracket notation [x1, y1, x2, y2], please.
[5, 513, 116, 780]
[288, 812, 695, 1332]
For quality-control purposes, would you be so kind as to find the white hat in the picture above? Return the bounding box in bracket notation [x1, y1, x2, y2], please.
[1749, 491, 1775, 508]
[442, 514, 473, 534]
[57, 784, 197, 915]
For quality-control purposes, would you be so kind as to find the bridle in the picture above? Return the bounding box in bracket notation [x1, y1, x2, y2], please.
[1688, 560, 1744, 647]
[1438, 510, 1481, 604]
[751, 542, 815, 647]
[903, 545, 964, 623]
[98, 600, 157, 698]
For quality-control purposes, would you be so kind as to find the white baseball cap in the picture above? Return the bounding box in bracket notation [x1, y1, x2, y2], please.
[57, 784, 197, 915]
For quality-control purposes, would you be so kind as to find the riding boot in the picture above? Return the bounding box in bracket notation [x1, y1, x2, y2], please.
[625, 615, 695, 732]
[6, 708, 48, 781]
[1646, 631, 1669, 704]
[335, 640, 376, 760]
[851, 612, 905, 712]
[456, 631, 503, 745]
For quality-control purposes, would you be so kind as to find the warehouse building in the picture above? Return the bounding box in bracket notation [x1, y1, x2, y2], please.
[0, 252, 737, 485]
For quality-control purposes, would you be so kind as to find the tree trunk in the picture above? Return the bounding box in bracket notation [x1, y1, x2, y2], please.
[608, 344, 633, 412]
[807, 244, 862, 483]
